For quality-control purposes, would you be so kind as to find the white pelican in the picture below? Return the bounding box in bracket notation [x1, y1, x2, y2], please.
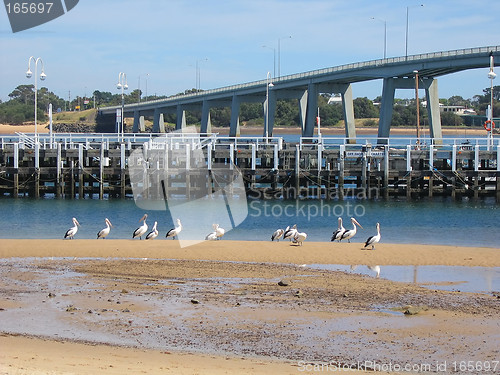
[364, 222, 381, 250]
[293, 231, 307, 246]
[132, 214, 148, 240]
[340, 218, 362, 243]
[166, 219, 182, 240]
[271, 228, 284, 241]
[331, 217, 345, 242]
[64, 217, 81, 239]
[214, 223, 225, 240]
[97, 218, 114, 239]
[283, 224, 297, 241]
[146, 221, 158, 240]
[205, 231, 217, 241]
[367, 265, 381, 278]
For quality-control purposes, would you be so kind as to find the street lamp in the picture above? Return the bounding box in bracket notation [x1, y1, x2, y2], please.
[196, 58, 208, 90]
[265, 71, 274, 140]
[371, 17, 387, 59]
[262, 45, 276, 78]
[26, 56, 46, 143]
[116, 72, 128, 141]
[405, 4, 424, 60]
[138, 73, 149, 103]
[278, 35, 292, 78]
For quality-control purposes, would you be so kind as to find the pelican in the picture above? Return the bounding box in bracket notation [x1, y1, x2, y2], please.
[146, 221, 158, 240]
[340, 218, 362, 243]
[166, 219, 182, 240]
[283, 224, 297, 241]
[364, 222, 381, 250]
[214, 223, 225, 240]
[64, 217, 81, 239]
[132, 214, 148, 240]
[205, 231, 217, 241]
[367, 265, 381, 278]
[97, 218, 114, 239]
[293, 231, 307, 246]
[331, 217, 345, 242]
[271, 228, 284, 241]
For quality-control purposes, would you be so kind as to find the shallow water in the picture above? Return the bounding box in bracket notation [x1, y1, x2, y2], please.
[0, 197, 499, 248]
[310, 264, 500, 293]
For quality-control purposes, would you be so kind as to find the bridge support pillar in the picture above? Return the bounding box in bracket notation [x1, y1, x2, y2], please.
[229, 95, 242, 137]
[378, 77, 442, 144]
[378, 78, 396, 143]
[176, 107, 187, 132]
[153, 108, 162, 133]
[264, 89, 277, 137]
[341, 84, 356, 143]
[304, 83, 356, 141]
[304, 83, 319, 137]
[201, 100, 212, 134]
[133, 110, 140, 133]
[425, 79, 443, 143]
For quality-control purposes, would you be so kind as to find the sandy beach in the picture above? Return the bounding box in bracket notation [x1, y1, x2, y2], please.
[0, 239, 499, 374]
[0, 122, 489, 137]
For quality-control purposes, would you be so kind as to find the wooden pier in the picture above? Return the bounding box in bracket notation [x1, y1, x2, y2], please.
[1, 134, 499, 201]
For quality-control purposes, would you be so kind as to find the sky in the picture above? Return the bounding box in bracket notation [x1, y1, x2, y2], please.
[1, 0, 499, 104]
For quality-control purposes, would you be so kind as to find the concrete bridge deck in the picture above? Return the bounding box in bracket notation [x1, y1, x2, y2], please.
[98, 46, 500, 140]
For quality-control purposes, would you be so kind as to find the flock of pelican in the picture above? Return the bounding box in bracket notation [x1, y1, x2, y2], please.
[64, 214, 380, 249]
[64, 214, 225, 241]
[271, 218, 381, 249]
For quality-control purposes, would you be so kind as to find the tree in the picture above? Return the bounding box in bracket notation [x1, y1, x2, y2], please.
[8, 84, 35, 105]
[353, 97, 379, 118]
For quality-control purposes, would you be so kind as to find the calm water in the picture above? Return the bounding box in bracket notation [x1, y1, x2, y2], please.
[0, 196, 498, 247]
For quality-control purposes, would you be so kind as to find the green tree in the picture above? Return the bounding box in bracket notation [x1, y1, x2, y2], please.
[353, 97, 379, 118]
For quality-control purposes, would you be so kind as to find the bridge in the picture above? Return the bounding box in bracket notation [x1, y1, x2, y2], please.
[98, 45, 500, 141]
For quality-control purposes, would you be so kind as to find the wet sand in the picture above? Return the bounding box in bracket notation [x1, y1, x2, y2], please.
[0, 240, 499, 374]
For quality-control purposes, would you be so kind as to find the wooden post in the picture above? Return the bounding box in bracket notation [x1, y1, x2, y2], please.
[99, 143, 104, 199]
[57, 143, 62, 198]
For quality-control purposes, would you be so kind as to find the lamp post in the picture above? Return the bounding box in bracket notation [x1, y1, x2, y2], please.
[138, 73, 149, 103]
[265, 71, 274, 141]
[405, 4, 424, 60]
[263, 45, 276, 78]
[196, 58, 208, 90]
[116, 72, 128, 141]
[371, 17, 387, 59]
[26, 56, 46, 143]
[278, 35, 292, 78]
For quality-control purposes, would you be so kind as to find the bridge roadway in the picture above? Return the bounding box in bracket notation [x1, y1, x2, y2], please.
[98, 46, 500, 141]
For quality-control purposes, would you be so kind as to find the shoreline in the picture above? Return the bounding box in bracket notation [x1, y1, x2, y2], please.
[1, 239, 499, 267]
[0, 122, 490, 137]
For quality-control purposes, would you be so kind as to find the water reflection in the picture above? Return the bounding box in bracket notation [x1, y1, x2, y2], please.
[312, 264, 500, 293]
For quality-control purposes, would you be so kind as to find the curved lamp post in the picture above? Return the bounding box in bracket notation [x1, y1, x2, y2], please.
[26, 56, 46, 143]
[117, 72, 128, 141]
[405, 4, 424, 60]
[371, 17, 387, 59]
[138, 73, 149, 103]
[278, 35, 292, 78]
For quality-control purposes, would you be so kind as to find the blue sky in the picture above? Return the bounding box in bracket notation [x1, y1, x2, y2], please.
[1, 0, 499, 103]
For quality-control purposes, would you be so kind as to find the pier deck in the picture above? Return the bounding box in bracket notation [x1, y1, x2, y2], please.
[0, 133, 499, 201]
